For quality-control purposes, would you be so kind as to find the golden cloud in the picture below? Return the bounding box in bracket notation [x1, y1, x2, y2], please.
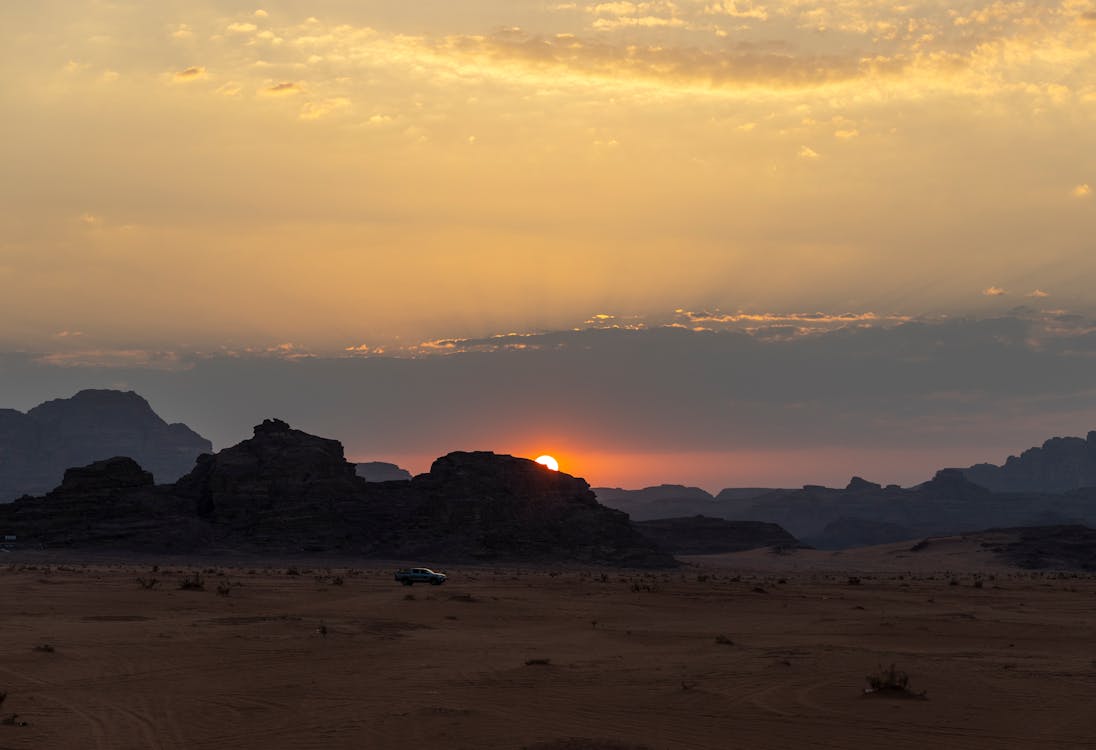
[263, 81, 301, 95]
[174, 66, 207, 81]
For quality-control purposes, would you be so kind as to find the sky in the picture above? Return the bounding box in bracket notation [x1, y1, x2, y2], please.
[2, 1, 1096, 490]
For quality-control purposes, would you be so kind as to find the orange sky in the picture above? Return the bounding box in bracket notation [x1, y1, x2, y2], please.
[2, 0, 1095, 359]
[3, 2, 1096, 489]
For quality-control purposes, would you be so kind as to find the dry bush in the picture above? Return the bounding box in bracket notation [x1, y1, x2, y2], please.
[32, 644, 54, 653]
[216, 582, 231, 597]
[178, 573, 205, 591]
[864, 664, 927, 698]
[714, 634, 734, 646]
[136, 577, 159, 590]
[525, 658, 551, 666]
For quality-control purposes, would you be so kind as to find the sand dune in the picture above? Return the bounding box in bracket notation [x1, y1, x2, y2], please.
[2, 556, 1095, 749]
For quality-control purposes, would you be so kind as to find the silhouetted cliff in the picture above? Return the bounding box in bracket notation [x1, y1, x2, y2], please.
[963, 432, 1096, 493]
[0, 422, 675, 566]
[356, 462, 412, 482]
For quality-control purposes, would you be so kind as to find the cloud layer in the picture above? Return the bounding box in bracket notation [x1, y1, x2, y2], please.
[5, 312, 1096, 489]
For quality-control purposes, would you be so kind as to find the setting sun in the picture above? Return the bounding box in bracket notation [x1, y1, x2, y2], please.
[534, 455, 559, 472]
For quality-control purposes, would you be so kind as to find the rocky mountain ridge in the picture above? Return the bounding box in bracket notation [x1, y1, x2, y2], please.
[0, 390, 211, 501]
[0, 419, 675, 566]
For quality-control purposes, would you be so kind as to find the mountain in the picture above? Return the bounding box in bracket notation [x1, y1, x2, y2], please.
[963, 432, 1096, 493]
[722, 470, 1096, 548]
[356, 461, 412, 482]
[594, 484, 780, 521]
[0, 420, 674, 566]
[0, 390, 212, 501]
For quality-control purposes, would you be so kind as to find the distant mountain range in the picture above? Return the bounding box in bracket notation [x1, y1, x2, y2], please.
[597, 470, 1096, 549]
[7, 388, 1096, 560]
[0, 390, 211, 501]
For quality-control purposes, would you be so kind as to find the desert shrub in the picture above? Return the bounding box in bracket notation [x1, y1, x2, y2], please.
[216, 582, 231, 597]
[136, 577, 159, 590]
[848, 576, 862, 586]
[32, 644, 54, 653]
[0, 690, 6, 708]
[973, 579, 984, 589]
[864, 664, 926, 698]
[525, 658, 551, 666]
[696, 574, 709, 583]
[714, 634, 734, 645]
[178, 573, 205, 591]
[286, 567, 300, 576]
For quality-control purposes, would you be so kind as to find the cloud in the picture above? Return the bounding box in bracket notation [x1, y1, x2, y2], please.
[227, 22, 258, 34]
[1074, 183, 1092, 198]
[982, 286, 1008, 297]
[33, 349, 189, 370]
[263, 81, 301, 96]
[798, 145, 820, 159]
[11, 315, 1096, 488]
[173, 66, 207, 81]
[254, 9, 269, 18]
[1027, 289, 1050, 298]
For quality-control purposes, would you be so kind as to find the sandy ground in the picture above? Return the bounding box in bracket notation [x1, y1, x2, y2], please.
[2, 551, 1095, 749]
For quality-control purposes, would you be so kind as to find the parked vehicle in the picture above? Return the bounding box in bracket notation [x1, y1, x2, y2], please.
[393, 567, 447, 586]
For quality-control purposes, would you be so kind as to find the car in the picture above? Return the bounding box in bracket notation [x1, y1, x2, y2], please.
[393, 567, 447, 586]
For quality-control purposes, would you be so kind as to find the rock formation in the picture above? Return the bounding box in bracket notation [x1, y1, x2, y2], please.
[356, 462, 412, 482]
[963, 432, 1096, 493]
[391, 452, 675, 566]
[0, 390, 212, 501]
[0, 422, 675, 566]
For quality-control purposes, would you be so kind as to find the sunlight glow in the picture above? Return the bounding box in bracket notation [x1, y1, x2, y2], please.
[535, 455, 560, 472]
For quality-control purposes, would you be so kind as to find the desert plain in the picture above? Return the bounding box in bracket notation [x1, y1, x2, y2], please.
[2, 541, 1095, 750]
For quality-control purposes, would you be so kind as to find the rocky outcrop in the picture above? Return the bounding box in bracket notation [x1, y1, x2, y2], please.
[0, 421, 676, 566]
[633, 516, 804, 555]
[0, 390, 212, 501]
[394, 452, 675, 566]
[53, 457, 154, 497]
[0, 457, 204, 551]
[172, 419, 377, 550]
[963, 433, 1096, 493]
[356, 462, 412, 482]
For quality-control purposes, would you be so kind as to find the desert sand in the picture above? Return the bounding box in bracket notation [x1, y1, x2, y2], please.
[2, 550, 1095, 749]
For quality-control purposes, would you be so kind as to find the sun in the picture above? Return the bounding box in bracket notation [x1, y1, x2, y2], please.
[534, 454, 559, 472]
